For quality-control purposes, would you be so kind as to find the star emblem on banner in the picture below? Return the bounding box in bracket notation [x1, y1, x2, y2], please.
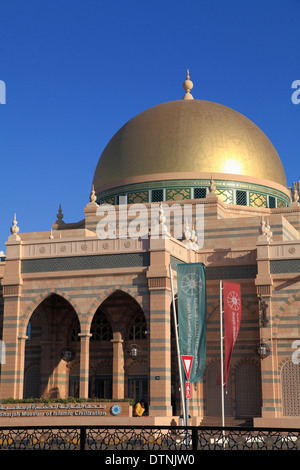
[227, 291, 241, 310]
[181, 273, 202, 296]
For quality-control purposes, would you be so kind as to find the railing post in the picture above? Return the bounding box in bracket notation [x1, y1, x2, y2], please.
[191, 427, 198, 451]
[80, 427, 86, 451]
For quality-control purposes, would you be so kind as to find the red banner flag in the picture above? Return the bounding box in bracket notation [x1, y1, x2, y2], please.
[223, 281, 241, 387]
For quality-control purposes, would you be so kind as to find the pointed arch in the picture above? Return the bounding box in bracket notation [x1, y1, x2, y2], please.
[23, 292, 81, 399]
[20, 288, 80, 337]
[273, 294, 300, 338]
[86, 287, 148, 334]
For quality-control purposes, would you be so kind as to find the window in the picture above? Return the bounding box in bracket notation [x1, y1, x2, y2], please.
[91, 311, 113, 341]
[95, 376, 112, 399]
[24, 365, 40, 398]
[70, 319, 80, 342]
[236, 190, 247, 206]
[26, 321, 31, 340]
[282, 361, 300, 416]
[151, 189, 163, 202]
[129, 312, 147, 340]
[268, 196, 276, 208]
[194, 187, 207, 199]
[69, 376, 80, 398]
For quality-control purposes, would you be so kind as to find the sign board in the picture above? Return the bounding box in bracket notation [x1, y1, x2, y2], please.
[185, 381, 191, 399]
[177, 263, 207, 383]
[181, 355, 193, 381]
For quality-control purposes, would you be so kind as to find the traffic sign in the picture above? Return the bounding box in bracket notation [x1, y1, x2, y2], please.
[181, 355, 193, 381]
[186, 381, 191, 399]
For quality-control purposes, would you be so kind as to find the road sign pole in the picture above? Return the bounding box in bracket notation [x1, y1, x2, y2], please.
[181, 355, 193, 427]
[169, 264, 186, 427]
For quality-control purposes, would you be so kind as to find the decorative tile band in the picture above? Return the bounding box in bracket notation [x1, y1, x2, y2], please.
[270, 259, 300, 274]
[96, 179, 289, 209]
[170, 255, 257, 279]
[21, 253, 150, 274]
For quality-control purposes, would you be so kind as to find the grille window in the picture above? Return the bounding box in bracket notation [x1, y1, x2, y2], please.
[91, 312, 113, 341]
[269, 196, 276, 208]
[129, 311, 147, 340]
[282, 361, 300, 416]
[151, 189, 164, 202]
[236, 190, 247, 206]
[194, 187, 207, 199]
[70, 319, 80, 342]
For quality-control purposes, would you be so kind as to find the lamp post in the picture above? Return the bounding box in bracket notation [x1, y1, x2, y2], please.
[61, 346, 75, 363]
[256, 341, 271, 359]
[127, 324, 143, 360]
[127, 342, 142, 360]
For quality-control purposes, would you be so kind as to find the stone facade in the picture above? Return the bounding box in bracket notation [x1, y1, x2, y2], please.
[1, 193, 300, 427]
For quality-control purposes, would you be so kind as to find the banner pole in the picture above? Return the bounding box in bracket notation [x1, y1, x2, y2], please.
[169, 263, 186, 427]
[220, 280, 225, 429]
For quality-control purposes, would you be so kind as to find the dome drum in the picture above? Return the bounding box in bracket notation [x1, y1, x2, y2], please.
[96, 176, 289, 209]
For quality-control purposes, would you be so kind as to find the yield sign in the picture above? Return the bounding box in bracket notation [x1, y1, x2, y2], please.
[181, 355, 193, 381]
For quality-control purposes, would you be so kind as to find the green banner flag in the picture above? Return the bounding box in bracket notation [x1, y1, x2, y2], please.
[177, 263, 207, 383]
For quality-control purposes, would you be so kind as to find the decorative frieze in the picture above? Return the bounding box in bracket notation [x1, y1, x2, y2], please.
[3, 285, 21, 297]
[22, 238, 149, 259]
[148, 277, 170, 290]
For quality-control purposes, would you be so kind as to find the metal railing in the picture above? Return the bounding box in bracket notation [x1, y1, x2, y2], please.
[0, 425, 299, 451]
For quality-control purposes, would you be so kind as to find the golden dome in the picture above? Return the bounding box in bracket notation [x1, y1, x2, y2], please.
[93, 99, 287, 193]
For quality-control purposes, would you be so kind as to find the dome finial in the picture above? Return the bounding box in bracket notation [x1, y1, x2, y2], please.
[9, 213, 21, 241]
[55, 204, 65, 226]
[90, 185, 97, 204]
[183, 69, 194, 100]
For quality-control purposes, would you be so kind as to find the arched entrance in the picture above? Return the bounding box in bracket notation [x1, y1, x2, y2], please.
[235, 361, 261, 417]
[281, 360, 300, 416]
[89, 309, 113, 399]
[89, 290, 149, 402]
[127, 361, 148, 410]
[205, 361, 233, 417]
[24, 294, 80, 399]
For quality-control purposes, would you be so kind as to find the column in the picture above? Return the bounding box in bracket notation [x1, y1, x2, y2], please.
[78, 333, 92, 398]
[146, 236, 173, 417]
[148, 286, 172, 416]
[16, 335, 27, 399]
[146, 242, 172, 417]
[111, 332, 124, 399]
[0, 235, 23, 400]
[0, 290, 22, 399]
[255, 234, 276, 422]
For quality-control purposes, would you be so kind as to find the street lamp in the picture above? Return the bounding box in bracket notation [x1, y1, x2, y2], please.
[127, 342, 142, 360]
[61, 346, 75, 362]
[256, 341, 271, 359]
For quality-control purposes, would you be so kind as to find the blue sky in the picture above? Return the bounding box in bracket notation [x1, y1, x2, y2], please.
[0, 0, 299, 249]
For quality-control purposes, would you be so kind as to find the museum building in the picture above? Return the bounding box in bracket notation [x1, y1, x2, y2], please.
[0, 72, 300, 427]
